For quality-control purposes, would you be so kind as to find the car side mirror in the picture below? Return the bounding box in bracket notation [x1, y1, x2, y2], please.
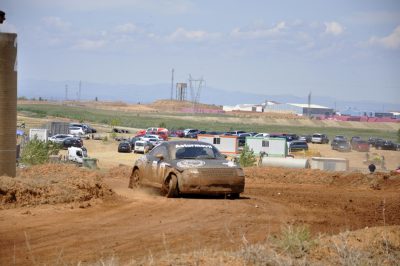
[155, 153, 164, 160]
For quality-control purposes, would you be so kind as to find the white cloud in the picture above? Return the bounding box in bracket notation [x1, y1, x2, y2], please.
[231, 21, 286, 39]
[42, 16, 71, 31]
[166, 27, 220, 42]
[114, 23, 142, 34]
[369, 25, 400, 49]
[324, 21, 344, 36]
[72, 39, 106, 50]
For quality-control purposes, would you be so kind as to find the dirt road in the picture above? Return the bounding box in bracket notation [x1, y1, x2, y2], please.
[1, 166, 399, 265]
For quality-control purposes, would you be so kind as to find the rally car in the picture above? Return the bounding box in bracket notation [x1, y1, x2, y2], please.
[128, 141, 245, 198]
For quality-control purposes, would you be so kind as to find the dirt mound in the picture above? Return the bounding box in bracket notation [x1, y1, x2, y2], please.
[0, 164, 115, 209]
[108, 164, 132, 179]
[244, 167, 400, 190]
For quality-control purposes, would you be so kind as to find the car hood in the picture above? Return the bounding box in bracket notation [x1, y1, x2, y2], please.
[169, 159, 241, 171]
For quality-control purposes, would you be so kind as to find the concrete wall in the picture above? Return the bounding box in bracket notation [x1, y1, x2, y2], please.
[0, 33, 17, 177]
[310, 157, 349, 171]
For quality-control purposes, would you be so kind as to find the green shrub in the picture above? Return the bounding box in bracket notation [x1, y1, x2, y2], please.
[21, 138, 61, 165]
[239, 145, 257, 167]
[275, 224, 315, 258]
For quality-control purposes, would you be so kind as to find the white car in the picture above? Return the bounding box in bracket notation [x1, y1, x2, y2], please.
[69, 127, 85, 136]
[134, 140, 151, 154]
[141, 135, 163, 145]
[48, 134, 74, 144]
[254, 133, 270, 138]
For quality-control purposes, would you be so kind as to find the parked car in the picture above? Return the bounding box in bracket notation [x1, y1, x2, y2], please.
[375, 140, 396, 150]
[368, 137, 383, 147]
[284, 133, 299, 142]
[225, 130, 246, 136]
[128, 141, 245, 198]
[118, 142, 132, 153]
[141, 134, 163, 146]
[311, 133, 329, 144]
[184, 129, 199, 137]
[69, 127, 85, 136]
[129, 136, 142, 149]
[48, 134, 73, 144]
[170, 130, 185, 138]
[351, 139, 370, 152]
[62, 137, 83, 149]
[134, 140, 152, 154]
[289, 140, 309, 152]
[254, 133, 270, 138]
[299, 135, 312, 143]
[186, 130, 206, 139]
[331, 140, 351, 152]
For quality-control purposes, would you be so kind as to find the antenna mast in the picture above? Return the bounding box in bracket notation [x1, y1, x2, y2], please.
[188, 74, 205, 113]
[170, 68, 174, 100]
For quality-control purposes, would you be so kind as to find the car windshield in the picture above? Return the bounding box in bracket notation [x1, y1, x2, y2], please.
[136, 142, 144, 146]
[175, 143, 222, 159]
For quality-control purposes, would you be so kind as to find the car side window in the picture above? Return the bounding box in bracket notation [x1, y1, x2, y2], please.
[150, 145, 169, 159]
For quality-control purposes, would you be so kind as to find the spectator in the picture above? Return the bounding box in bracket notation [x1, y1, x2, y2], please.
[368, 163, 376, 174]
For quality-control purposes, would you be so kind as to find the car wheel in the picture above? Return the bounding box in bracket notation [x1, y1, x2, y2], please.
[128, 168, 141, 188]
[166, 174, 178, 198]
[229, 193, 240, 200]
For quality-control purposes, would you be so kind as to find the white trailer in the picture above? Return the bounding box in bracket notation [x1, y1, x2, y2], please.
[246, 137, 288, 157]
[29, 128, 48, 142]
[197, 134, 238, 154]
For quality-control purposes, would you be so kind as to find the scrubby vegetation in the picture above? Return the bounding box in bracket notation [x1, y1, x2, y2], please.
[20, 138, 61, 165]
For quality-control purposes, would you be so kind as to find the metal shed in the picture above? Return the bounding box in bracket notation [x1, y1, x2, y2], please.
[197, 134, 238, 154]
[246, 137, 288, 157]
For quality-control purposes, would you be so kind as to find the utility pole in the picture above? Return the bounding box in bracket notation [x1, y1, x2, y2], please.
[170, 68, 174, 100]
[78, 80, 82, 101]
[65, 84, 68, 101]
[307, 91, 311, 118]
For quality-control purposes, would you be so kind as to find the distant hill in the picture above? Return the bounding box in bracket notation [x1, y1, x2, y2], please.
[19, 79, 400, 113]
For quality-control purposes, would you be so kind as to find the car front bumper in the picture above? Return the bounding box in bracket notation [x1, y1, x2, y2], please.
[177, 168, 245, 195]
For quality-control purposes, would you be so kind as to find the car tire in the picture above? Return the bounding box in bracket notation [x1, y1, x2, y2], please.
[229, 193, 240, 200]
[128, 168, 141, 188]
[166, 174, 178, 198]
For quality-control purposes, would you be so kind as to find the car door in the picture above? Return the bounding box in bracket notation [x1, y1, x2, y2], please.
[145, 145, 169, 185]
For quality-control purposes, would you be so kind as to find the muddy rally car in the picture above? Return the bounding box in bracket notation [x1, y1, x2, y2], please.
[128, 141, 245, 198]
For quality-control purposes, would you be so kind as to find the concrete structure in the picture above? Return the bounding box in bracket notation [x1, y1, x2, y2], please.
[47, 121, 70, 136]
[263, 102, 334, 116]
[197, 134, 238, 154]
[0, 33, 17, 177]
[29, 129, 49, 142]
[223, 104, 263, 112]
[310, 157, 349, 171]
[261, 157, 309, 169]
[246, 137, 288, 157]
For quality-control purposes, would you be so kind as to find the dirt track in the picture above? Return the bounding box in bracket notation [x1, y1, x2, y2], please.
[1, 166, 399, 265]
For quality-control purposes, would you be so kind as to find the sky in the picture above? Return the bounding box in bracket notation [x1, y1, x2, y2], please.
[1, 0, 400, 104]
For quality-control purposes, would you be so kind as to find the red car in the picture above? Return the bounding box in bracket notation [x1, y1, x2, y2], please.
[352, 140, 369, 152]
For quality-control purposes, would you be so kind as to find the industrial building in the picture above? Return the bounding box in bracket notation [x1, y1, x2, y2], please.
[223, 101, 334, 117]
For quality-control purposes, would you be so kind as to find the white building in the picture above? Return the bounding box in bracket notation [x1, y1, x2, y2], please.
[197, 134, 239, 154]
[246, 137, 288, 157]
[223, 104, 263, 112]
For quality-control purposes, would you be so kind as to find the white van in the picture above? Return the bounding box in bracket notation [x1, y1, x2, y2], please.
[134, 140, 151, 154]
